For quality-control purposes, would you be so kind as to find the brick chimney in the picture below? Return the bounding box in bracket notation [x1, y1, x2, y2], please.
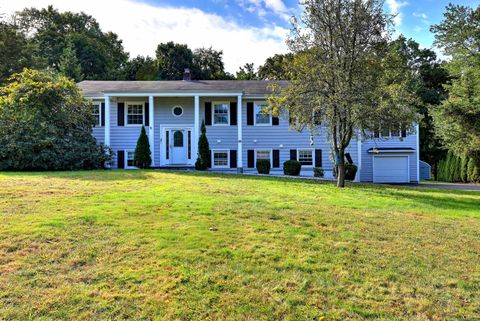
[183, 68, 191, 81]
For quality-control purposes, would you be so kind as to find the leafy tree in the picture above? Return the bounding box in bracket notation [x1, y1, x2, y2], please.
[0, 22, 39, 84]
[59, 41, 83, 82]
[134, 126, 152, 169]
[269, 0, 418, 187]
[156, 42, 194, 80]
[236, 63, 258, 80]
[14, 6, 128, 80]
[467, 156, 480, 182]
[258, 53, 294, 80]
[0, 69, 110, 170]
[123, 56, 158, 80]
[389, 36, 449, 178]
[193, 47, 234, 80]
[430, 4, 480, 157]
[195, 121, 210, 170]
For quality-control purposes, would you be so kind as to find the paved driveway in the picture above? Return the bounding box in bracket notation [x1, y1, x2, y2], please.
[416, 182, 480, 191]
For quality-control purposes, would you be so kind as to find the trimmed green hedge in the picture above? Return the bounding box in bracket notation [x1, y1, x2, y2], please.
[437, 152, 480, 183]
[283, 160, 301, 176]
[256, 159, 271, 174]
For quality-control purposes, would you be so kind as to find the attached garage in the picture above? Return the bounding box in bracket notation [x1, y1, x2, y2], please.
[373, 155, 409, 183]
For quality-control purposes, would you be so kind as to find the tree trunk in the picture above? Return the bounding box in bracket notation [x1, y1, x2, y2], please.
[336, 148, 346, 188]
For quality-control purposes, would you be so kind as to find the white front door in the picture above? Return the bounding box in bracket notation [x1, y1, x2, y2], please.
[170, 129, 187, 164]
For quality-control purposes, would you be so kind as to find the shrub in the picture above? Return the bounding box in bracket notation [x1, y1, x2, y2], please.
[345, 164, 358, 181]
[467, 157, 480, 183]
[134, 126, 151, 169]
[313, 167, 324, 177]
[195, 121, 210, 170]
[256, 159, 271, 174]
[283, 160, 301, 176]
[461, 156, 469, 182]
[0, 69, 111, 170]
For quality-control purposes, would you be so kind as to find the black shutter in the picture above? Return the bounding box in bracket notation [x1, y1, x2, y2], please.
[315, 149, 322, 167]
[117, 150, 125, 169]
[144, 102, 149, 126]
[247, 150, 255, 168]
[247, 102, 254, 125]
[101, 103, 105, 126]
[205, 102, 212, 125]
[290, 149, 297, 160]
[230, 102, 237, 125]
[401, 129, 407, 138]
[230, 150, 237, 168]
[117, 103, 125, 126]
[273, 150, 280, 168]
[272, 116, 279, 126]
[345, 153, 353, 164]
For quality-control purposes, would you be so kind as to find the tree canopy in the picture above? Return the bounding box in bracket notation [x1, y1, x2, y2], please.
[430, 4, 480, 158]
[269, 0, 419, 187]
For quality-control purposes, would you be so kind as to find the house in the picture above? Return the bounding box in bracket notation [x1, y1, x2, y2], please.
[78, 73, 420, 183]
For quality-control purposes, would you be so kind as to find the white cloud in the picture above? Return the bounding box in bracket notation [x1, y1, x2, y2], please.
[1, 0, 290, 73]
[413, 12, 429, 25]
[240, 0, 292, 21]
[386, 0, 408, 26]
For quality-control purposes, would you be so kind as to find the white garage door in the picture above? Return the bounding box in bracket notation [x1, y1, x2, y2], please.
[373, 156, 409, 183]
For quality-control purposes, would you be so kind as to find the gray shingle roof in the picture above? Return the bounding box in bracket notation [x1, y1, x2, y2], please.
[78, 80, 289, 97]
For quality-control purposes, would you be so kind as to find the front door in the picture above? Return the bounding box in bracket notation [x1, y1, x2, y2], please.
[171, 129, 187, 164]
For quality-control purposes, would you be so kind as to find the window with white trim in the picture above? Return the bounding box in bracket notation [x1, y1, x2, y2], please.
[213, 102, 229, 125]
[126, 103, 144, 125]
[92, 103, 101, 127]
[213, 150, 229, 167]
[256, 150, 271, 162]
[126, 151, 135, 168]
[298, 149, 313, 166]
[254, 102, 271, 125]
[374, 124, 406, 138]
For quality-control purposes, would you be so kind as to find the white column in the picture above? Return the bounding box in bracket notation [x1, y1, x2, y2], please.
[149, 95, 155, 166]
[355, 133, 362, 182]
[237, 95, 243, 172]
[193, 95, 200, 164]
[104, 95, 110, 146]
[416, 123, 420, 182]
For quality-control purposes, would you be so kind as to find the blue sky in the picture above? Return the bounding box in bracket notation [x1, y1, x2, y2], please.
[3, 0, 480, 71]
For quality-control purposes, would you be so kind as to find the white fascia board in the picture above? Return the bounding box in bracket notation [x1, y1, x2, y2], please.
[102, 92, 244, 97]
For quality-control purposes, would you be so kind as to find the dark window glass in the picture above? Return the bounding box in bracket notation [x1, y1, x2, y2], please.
[166, 131, 169, 159]
[174, 130, 183, 147]
[173, 106, 183, 116]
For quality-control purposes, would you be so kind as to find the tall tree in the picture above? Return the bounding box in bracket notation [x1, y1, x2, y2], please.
[0, 22, 39, 84]
[123, 56, 158, 80]
[430, 4, 480, 158]
[193, 47, 233, 80]
[156, 42, 194, 80]
[268, 0, 418, 187]
[236, 63, 258, 80]
[258, 53, 294, 80]
[390, 36, 449, 178]
[14, 6, 128, 80]
[59, 41, 83, 82]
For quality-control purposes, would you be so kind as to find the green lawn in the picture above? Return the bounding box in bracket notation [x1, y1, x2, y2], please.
[1, 171, 479, 320]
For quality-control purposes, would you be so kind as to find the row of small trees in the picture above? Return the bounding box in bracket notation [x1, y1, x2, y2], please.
[437, 152, 480, 183]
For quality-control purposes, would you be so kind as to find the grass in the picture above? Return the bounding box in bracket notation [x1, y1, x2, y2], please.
[0, 170, 479, 320]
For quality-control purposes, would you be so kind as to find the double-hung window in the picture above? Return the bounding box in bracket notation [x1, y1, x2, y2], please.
[212, 150, 229, 168]
[92, 103, 101, 127]
[256, 150, 271, 164]
[126, 151, 135, 168]
[254, 102, 271, 125]
[213, 102, 229, 125]
[375, 123, 406, 138]
[298, 149, 313, 166]
[126, 103, 144, 125]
